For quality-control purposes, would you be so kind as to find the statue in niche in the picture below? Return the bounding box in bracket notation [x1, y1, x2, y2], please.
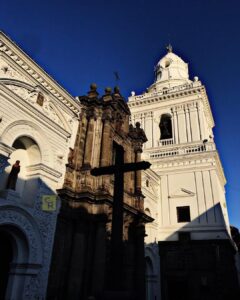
[36, 92, 44, 106]
[68, 148, 74, 166]
[6, 160, 21, 190]
[160, 115, 172, 140]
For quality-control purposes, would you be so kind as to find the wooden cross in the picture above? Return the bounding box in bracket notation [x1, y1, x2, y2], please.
[91, 143, 151, 289]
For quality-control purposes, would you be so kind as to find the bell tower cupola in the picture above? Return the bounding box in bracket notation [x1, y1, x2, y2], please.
[150, 45, 191, 92]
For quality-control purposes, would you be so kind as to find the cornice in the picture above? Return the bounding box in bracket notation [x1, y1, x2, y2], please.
[0, 31, 79, 114]
[149, 150, 226, 186]
[199, 86, 215, 128]
[129, 84, 214, 129]
[128, 83, 204, 108]
[0, 142, 14, 156]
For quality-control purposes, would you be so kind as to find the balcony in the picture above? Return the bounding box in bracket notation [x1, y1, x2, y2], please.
[158, 138, 174, 146]
[148, 142, 216, 159]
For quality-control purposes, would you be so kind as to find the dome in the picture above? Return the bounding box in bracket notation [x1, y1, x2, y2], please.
[149, 45, 191, 92]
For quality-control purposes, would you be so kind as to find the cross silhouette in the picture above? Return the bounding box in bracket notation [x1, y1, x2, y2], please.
[91, 143, 151, 289]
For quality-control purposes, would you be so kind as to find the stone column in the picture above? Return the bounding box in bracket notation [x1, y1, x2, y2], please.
[189, 103, 200, 141]
[185, 107, 192, 142]
[101, 118, 112, 167]
[135, 148, 142, 195]
[144, 113, 152, 149]
[134, 222, 146, 300]
[76, 112, 88, 170]
[124, 146, 132, 193]
[91, 115, 103, 168]
[91, 219, 107, 295]
[83, 115, 95, 168]
[177, 108, 187, 143]
[66, 221, 87, 299]
[152, 115, 159, 148]
[172, 108, 179, 144]
[197, 102, 205, 140]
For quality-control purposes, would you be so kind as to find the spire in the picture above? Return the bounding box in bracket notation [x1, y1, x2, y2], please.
[166, 44, 173, 53]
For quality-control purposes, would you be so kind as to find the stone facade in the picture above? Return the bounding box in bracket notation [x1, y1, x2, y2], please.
[0, 31, 79, 299]
[47, 85, 152, 300]
[128, 47, 240, 299]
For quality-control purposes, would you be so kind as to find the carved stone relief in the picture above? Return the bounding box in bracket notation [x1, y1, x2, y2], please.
[5, 84, 64, 127]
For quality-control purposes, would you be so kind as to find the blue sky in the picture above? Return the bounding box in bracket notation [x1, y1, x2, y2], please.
[0, 0, 239, 228]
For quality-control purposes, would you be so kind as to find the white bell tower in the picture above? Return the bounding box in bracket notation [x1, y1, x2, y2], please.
[129, 45, 230, 243]
[128, 46, 233, 300]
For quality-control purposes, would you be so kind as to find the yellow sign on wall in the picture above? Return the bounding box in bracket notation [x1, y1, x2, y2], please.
[42, 195, 57, 211]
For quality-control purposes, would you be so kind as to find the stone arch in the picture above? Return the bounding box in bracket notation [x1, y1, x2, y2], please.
[145, 246, 158, 275]
[145, 255, 155, 300]
[145, 246, 159, 300]
[12, 136, 41, 165]
[0, 205, 43, 299]
[1, 119, 53, 166]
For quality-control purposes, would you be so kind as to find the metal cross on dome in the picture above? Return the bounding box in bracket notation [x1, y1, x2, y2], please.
[166, 43, 173, 53]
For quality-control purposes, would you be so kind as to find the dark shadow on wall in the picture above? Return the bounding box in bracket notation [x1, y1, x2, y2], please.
[0, 167, 58, 300]
[47, 199, 147, 300]
[145, 203, 240, 300]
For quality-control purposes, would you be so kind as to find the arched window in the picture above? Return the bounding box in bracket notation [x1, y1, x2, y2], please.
[159, 114, 172, 140]
[1, 136, 41, 205]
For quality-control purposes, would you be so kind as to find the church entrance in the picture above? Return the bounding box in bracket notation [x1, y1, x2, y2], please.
[0, 230, 13, 300]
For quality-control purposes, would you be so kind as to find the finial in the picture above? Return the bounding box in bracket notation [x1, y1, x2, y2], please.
[90, 83, 97, 91]
[114, 86, 120, 94]
[105, 87, 112, 95]
[166, 44, 173, 53]
[88, 83, 99, 98]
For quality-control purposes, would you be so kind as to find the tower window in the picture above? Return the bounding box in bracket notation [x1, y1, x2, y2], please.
[177, 206, 191, 223]
[165, 60, 171, 68]
[159, 114, 172, 140]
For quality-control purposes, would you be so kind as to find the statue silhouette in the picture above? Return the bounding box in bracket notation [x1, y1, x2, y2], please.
[6, 160, 20, 190]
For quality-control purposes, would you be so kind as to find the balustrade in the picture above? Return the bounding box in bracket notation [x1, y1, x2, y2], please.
[149, 142, 215, 159]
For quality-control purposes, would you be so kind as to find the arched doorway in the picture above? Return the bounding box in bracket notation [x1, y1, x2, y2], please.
[0, 224, 29, 300]
[0, 207, 44, 299]
[146, 256, 154, 300]
[0, 230, 13, 300]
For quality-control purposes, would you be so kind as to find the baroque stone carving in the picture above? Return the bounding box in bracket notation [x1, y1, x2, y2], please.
[5, 84, 64, 126]
[0, 61, 31, 85]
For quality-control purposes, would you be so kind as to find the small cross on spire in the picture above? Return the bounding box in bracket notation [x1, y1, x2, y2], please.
[166, 44, 173, 53]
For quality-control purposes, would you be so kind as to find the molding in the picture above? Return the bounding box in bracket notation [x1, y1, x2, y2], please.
[169, 188, 195, 198]
[0, 31, 80, 114]
[26, 163, 62, 180]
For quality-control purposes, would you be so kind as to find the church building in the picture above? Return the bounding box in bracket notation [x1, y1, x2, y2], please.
[0, 30, 239, 300]
[0, 31, 79, 299]
[47, 84, 152, 300]
[128, 46, 240, 300]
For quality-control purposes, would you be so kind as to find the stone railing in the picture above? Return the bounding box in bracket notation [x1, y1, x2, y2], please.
[149, 142, 216, 159]
[158, 138, 174, 146]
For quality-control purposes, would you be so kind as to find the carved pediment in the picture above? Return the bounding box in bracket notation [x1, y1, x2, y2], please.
[4, 83, 68, 128]
[169, 188, 195, 198]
